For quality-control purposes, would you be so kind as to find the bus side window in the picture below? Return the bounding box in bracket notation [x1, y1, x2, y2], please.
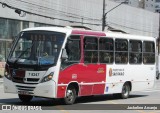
[129, 40, 142, 64]
[65, 36, 81, 62]
[99, 37, 114, 63]
[143, 41, 155, 64]
[115, 39, 128, 64]
[84, 37, 98, 63]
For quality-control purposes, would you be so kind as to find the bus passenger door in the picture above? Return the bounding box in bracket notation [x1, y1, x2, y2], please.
[79, 64, 106, 95]
[82, 36, 107, 95]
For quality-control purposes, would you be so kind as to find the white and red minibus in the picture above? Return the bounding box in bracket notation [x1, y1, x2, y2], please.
[4, 27, 156, 104]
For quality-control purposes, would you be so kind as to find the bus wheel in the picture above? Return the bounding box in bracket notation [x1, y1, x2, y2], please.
[18, 94, 33, 102]
[121, 83, 130, 99]
[64, 86, 77, 105]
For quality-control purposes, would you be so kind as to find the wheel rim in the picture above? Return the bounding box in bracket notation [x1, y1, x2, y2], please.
[122, 85, 129, 97]
[66, 89, 74, 102]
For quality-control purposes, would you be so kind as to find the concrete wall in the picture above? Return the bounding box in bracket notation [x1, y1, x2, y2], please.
[106, 0, 159, 37]
[0, 0, 159, 37]
[145, 0, 156, 12]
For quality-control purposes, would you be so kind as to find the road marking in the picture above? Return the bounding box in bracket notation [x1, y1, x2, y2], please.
[55, 106, 70, 113]
[139, 89, 160, 93]
[136, 110, 148, 113]
[108, 101, 117, 104]
[151, 111, 160, 113]
[135, 98, 160, 101]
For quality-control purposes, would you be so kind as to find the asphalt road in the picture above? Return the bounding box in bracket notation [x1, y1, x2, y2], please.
[0, 79, 160, 113]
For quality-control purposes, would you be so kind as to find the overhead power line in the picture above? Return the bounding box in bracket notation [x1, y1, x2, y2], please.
[9, 0, 101, 21]
[0, 0, 157, 34]
[16, 0, 101, 19]
[0, 2, 101, 26]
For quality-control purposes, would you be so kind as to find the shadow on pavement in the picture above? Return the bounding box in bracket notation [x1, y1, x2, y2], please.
[0, 94, 148, 106]
[76, 94, 148, 104]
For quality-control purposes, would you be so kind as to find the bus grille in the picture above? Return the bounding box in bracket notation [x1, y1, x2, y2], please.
[13, 77, 23, 83]
[12, 77, 39, 84]
[16, 85, 36, 94]
[27, 78, 39, 82]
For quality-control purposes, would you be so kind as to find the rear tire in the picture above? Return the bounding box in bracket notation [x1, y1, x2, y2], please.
[64, 86, 77, 105]
[121, 83, 130, 99]
[18, 94, 33, 102]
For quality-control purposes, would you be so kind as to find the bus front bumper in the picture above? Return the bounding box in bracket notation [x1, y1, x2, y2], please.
[3, 77, 57, 98]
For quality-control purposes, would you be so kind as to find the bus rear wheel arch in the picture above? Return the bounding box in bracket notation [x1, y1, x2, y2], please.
[113, 82, 131, 99]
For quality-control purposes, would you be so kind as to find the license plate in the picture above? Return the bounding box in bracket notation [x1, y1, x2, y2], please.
[18, 91, 29, 95]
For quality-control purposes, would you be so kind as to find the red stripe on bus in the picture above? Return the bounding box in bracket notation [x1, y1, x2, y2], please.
[57, 64, 106, 97]
[71, 30, 106, 37]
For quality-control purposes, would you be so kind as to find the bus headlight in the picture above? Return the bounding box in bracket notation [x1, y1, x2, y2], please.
[41, 72, 54, 83]
[4, 70, 11, 80]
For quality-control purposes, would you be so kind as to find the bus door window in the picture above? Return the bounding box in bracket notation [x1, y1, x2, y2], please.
[61, 35, 81, 68]
[115, 39, 128, 64]
[129, 40, 142, 64]
[84, 37, 98, 63]
[66, 40, 76, 60]
[99, 37, 114, 63]
[143, 41, 155, 64]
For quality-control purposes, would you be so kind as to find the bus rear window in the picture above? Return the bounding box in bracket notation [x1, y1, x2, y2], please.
[143, 41, 155, 64]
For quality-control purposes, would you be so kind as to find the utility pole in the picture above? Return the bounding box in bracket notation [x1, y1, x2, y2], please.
[102, 0, 106, 31]
[102, 0, 127, 31]
[158, 13, 160, 55]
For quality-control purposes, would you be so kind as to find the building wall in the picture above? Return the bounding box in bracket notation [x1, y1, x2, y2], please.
[0, 0, 159, 62]
[111, 0, 143, 8]
[110, 0, 127, 3]
[145, 0, 156, 12]
[128, 0, 139, 7]
[155, 0, 160, 12]
[106, 0, 159, 37]
[111, 0, 160, 12]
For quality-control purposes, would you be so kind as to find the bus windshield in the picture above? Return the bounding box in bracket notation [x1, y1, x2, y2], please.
[8, 30, 65, 66]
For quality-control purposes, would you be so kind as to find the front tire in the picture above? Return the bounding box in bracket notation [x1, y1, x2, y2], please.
[64, 86, 77, 105]
[18, 94, 33, 102]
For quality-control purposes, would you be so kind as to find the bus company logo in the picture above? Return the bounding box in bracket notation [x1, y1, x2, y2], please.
[2, 105, 12, 110]
[109, 68, 112, 77]
[97, 68, 104, 73]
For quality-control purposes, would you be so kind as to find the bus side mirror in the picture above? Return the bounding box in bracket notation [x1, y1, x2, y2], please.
[61, 49, 68, 61]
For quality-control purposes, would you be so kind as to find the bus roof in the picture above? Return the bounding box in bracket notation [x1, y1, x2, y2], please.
[105, 32, 155, 41]
[22, 27, 72, 34]
[22, 27, 155, 41]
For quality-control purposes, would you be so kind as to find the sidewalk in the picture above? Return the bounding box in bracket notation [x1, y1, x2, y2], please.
[0, 77, 3, 86]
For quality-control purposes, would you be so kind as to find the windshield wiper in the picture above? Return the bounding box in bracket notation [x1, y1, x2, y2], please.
[13, 42, 35, 64]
